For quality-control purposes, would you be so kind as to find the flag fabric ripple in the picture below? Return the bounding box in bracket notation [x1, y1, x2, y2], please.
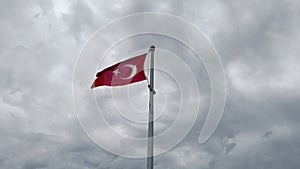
[91, 53, 147, 88]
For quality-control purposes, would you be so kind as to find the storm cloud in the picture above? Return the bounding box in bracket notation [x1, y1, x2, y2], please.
[1, 0, 300, 169]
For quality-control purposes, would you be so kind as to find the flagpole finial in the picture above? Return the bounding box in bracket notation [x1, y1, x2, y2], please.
[149, 45, 155, 51]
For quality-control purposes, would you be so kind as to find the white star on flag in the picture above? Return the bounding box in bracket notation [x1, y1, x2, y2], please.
[113, 69, 120, 76]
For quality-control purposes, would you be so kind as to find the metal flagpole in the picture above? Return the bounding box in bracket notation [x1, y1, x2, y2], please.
[147, 45, 155, 169]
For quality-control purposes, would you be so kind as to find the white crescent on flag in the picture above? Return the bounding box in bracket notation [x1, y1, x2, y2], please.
[121, 64, 137, 80]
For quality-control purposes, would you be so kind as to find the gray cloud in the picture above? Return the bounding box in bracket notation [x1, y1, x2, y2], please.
[1, 0, 300, 168]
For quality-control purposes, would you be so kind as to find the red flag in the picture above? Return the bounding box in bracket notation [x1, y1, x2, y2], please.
[91, 53, 147, 88]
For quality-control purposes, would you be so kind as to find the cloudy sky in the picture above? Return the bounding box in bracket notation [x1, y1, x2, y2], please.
[1, 0, 300, 169]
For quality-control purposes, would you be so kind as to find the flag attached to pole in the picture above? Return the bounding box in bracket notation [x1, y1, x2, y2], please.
[91, 53, 147, 88]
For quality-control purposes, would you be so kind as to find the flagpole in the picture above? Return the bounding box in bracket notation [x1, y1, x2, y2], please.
[147, 45, 155, 169]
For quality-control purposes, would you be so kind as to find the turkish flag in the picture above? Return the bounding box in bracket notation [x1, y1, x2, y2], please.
[91, 53, 147, 88]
